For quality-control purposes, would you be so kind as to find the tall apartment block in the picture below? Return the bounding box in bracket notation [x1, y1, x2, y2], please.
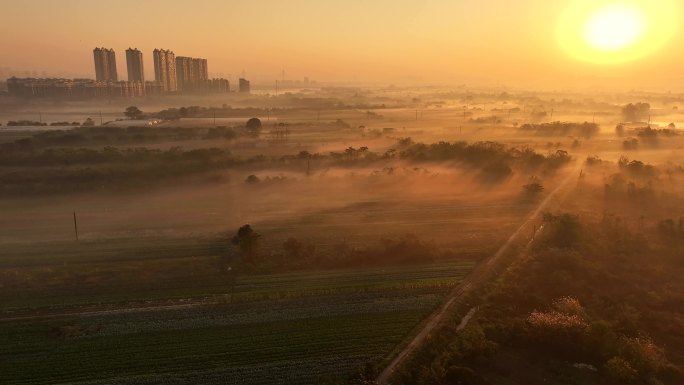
[176, 56, 208, 92]
[93, 48, 118, 82]
[125, 48, 145, 83]
[239, 78, 251, 93]
[153, 49, 177, 92]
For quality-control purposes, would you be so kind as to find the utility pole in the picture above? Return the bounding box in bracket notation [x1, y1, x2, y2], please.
[275, 80, 278, 97]
[39, 112, 42, 124]
[99, 111, 103, 126]
[213, 111, 216, 125]
[73, 211, 79, 241]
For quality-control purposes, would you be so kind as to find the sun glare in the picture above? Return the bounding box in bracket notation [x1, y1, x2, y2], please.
[583, 5, 645, 52]
[558, 0, 678, 64]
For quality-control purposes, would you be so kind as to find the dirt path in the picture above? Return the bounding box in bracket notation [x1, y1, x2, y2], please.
[375, 165, 580, 384]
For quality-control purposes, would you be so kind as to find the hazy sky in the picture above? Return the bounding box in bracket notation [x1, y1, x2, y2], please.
[1, 0, 682, 89]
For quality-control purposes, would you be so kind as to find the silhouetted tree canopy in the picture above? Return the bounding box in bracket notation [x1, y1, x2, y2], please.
[124, 106, 144, 120]
[246, 118, 262, 136]
[231, 224, 261, 261]
[621, 103, 650, 122]
[542, 212, 581, 248]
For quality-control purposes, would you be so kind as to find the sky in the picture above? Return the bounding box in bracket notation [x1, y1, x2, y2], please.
[1, 0, 683, 90]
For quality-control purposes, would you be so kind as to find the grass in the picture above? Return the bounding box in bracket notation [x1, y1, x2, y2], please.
[0, 261, 474, 385]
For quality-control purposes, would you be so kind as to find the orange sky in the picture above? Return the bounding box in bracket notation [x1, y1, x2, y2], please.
[1, 0, 682, 90]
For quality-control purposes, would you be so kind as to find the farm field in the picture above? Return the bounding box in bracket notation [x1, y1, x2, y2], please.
[0, 261, 475, 385]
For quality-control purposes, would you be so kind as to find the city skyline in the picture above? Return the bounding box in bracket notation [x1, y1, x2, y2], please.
[1, 0, 681, 90]
[5, 46, 234, 98]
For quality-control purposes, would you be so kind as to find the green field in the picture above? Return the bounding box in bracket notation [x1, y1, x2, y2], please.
[0, 261, 474, 385]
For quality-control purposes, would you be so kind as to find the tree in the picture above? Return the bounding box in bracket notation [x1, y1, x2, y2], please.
[244, 175, 260, 184]
[124, 106, 144, 120]
[246, 118, 262, 137]
[82, 117, 95, 127]
[231, 224, 261, 261]
[523, 177, 544, 196]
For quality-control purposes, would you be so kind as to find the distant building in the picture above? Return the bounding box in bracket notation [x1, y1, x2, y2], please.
[7, 77, 146, 98]
[145, 81, 164, 95]
[239, 78, 250, 93]
[208, 78, 230, 93]
[176, 56, 208, 92]
[175, 56, 191, 92]
[153, 48, 177, 92]
[125, 48, 145, 83]
[192, 58, 208, 82]
[93, 47, 118, 82]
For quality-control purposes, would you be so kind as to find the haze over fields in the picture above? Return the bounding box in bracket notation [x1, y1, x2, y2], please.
[2, 1, 684, 385]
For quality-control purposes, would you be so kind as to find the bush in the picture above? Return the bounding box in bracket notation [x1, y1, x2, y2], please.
[542, 212, 582, 248]
[605, 357, 638, 384]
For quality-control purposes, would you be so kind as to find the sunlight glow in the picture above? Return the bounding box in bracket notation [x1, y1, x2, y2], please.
[583, 5, 645, 52]
[558, 0, 678, 64]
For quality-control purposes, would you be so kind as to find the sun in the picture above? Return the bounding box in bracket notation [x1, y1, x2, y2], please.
[557, 0, 678, 64]
[583, 4, 645, 52]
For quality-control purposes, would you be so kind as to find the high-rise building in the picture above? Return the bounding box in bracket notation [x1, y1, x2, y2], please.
[125, 48, 145, 83]
[175, 56, 192, 92]
[192, 58, 208, 82]
[153, 49, 177, 92]
[93, 48, 118, 82]
[176, 56, 209, 92]
[208, 78, 230, 93]
[239, 78, 251, 93]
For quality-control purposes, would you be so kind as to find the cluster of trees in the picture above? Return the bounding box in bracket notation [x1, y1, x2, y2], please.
[397, 211, 681, 385]
[623, 137, 639, 150]
[617, 156, 655, 176]
[0, 146, 232, 167]
[227, 225, 445, 273]
[604, 174, 657, 203]
[621, 103, 651, 122]
[6, 120, 47, 126]
[395, 141, 571, 175]
[0, 126, 239, 154]
[49, 121, 84, 127]
[155, 105, 285, 120]
[469, 115, 502, 124]
[124, 106, 145, 120]
[636, 126, 679, 139]
[518, 121, 599, 138]
[0, 146, 239, 196]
